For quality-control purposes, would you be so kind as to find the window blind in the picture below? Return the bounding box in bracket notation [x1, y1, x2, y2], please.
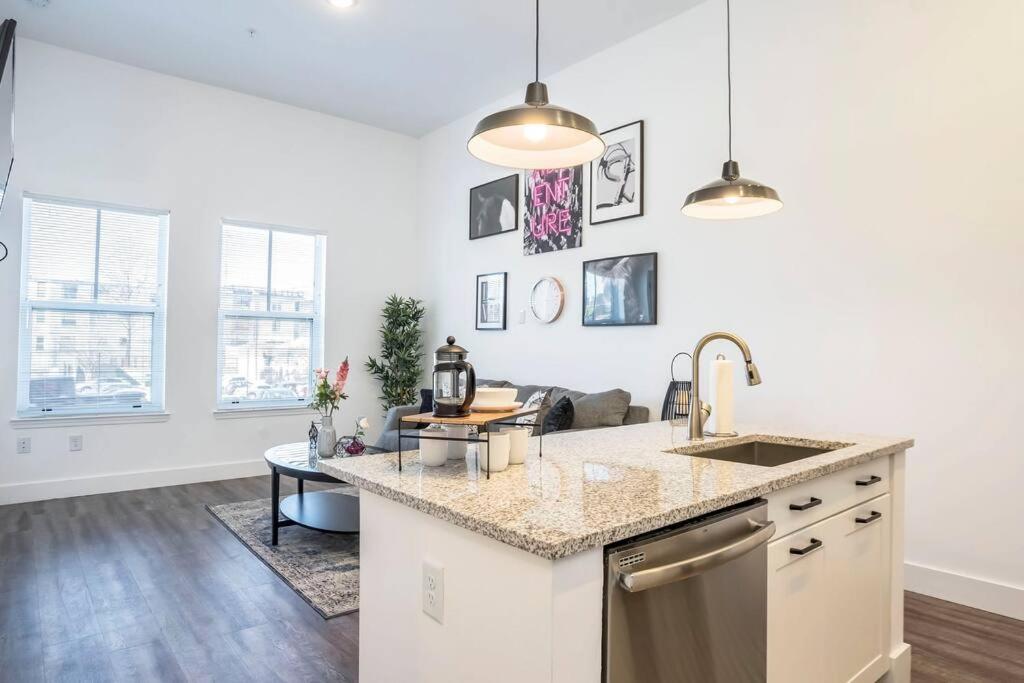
[217, 222, 324, 409]
[18, 195, 169, 416]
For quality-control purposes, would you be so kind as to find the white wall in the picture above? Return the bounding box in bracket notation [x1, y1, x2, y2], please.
[417, 0, 1024, 608]
[0, 40, 421, 502]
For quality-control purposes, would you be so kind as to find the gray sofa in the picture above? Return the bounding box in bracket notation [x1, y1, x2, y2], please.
[374, 379, 649, 453]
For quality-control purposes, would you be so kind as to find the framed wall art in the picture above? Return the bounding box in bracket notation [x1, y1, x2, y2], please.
[582, 252, 657, 326]
[475, 271, 507, 330]
[469, 174, 519, 240]
[590, 120, 644, 225]
[523, 166, 583, 255]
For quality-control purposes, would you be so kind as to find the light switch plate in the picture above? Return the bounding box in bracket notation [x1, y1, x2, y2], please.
[16, 437, 31, 454]
[422, 560, 444, 624]
[69, 435, 83, 452]
[518, 309, 526, 324]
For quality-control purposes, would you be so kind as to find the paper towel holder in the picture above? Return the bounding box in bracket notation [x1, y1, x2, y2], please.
[704, 353, 739, 438]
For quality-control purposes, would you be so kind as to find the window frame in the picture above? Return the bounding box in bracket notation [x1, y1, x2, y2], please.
[16, 193, 170, 418]
[215, 219, 325, 412]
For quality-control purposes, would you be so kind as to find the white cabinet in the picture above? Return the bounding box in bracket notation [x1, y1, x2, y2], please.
[768, 487, 892, 683]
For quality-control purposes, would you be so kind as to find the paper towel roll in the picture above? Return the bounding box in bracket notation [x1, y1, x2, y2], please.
[709, 354, 735, 435]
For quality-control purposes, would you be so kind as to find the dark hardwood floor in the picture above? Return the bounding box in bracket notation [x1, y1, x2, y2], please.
[1, 476, 1021, 682]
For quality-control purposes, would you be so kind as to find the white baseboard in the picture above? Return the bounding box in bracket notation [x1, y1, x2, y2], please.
[0, 459, 268, 505]
[905, 561, 1024, 621]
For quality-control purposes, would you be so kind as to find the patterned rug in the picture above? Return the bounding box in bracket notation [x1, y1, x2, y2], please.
[206, 487, 359, 619]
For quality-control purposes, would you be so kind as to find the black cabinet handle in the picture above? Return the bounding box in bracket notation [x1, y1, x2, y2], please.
[856, 475, 882, 487]
[790, 538, 823, 555]
[855, 510, 882, 524]
[789, 497, 822, 511]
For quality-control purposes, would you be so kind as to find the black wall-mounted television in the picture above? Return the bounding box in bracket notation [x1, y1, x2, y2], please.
[0, 18, 14, 263]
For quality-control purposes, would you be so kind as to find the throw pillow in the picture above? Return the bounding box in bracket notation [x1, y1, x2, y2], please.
[542, 396, 575, 434]
[571, 389, 632, 430]
[415, 388, 433, 429]
[516, 389, 552, 436]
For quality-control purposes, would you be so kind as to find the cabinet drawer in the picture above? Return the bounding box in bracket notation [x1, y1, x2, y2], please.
[767, 457, 890, 537]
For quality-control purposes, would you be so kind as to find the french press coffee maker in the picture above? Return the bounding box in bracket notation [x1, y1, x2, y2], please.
[432, 336, 476, 417]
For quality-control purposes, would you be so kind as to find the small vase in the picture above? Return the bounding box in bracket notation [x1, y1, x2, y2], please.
[317, 415, 337, 457]
[345, 437, 365, 456]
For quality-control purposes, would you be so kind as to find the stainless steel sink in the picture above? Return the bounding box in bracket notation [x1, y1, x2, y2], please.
[670, 439, 843, 467]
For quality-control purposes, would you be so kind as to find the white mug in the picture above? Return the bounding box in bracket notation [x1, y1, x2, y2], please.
[419, 428, 448, 467]
[499, 427, 530, 465]
[445, 425, 470, 460]
[477, 432, 510, 473]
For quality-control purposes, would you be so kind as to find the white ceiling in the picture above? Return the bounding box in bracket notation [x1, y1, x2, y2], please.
[0, 0, 705, 136]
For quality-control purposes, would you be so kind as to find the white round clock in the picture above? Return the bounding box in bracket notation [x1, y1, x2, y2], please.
[530, 277, 565, 324]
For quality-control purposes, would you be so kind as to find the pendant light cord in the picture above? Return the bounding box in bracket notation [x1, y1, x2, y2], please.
[726, 0, 733, 161]
[535, 0, 540, 83]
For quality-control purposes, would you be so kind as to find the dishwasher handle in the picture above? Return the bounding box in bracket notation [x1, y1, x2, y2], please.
[618, 520, 776, 593]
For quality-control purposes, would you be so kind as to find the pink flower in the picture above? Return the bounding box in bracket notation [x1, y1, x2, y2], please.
[335, 358, 350, 394]
[316, 368, 329, 381]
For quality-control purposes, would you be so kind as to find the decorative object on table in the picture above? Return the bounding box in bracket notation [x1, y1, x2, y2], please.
[419, 425, 449, 467]
[582, 252, 657, 326]
[432, 336, 476, 417]
[707, 353, 738, 437]
[681, 0, 782, 219]
[499, 426, 530, 465]
[591, 120, 644, 225]
[477, 432, 510, 473]
[343, 416, 370, 455]
[365, 295, 426, 414]
[530, 276, 565, 323]
[445, 424, 471, 460]
[660, 351, 693, 421]
[471, 386, 520, 412]
[475, 272, 507, 330]
[524, 166, 583, 255]
[470, 174, 519, 240]
[542, 395, 575, 433]
[516, 388, 552, 435]
[467, 0, 604, 169]
[310, 359, 350, 457]
[308, 421, 319, 449]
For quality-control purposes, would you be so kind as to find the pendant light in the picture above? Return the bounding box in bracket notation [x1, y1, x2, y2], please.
[468, 0, 604, 169]
[682, 0, 782, 219]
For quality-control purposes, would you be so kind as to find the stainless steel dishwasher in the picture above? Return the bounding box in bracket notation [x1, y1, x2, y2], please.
[604, 499, 776, 683]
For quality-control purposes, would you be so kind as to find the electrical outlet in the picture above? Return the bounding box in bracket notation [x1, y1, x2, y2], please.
[422, 560, 444, 624]
[16, 437, 31, 454]
[69, 435, 83, 452]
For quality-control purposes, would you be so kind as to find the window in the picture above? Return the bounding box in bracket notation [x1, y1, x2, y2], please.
[217, 221, 324, 409]
[17, 195, 169, 416]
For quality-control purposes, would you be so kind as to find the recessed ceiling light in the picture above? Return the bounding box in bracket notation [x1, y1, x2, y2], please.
[327, 0, 358, 9]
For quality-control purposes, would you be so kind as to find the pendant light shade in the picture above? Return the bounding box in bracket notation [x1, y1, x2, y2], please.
[681, 160, 782, 219]
[468, 2, 604, 169]
[682, 0, 782, 219]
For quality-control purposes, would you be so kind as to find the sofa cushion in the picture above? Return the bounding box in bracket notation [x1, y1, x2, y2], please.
[516, 389, 553, 436]
[571, 389, 632, 429]
[543, 396, 575, 433]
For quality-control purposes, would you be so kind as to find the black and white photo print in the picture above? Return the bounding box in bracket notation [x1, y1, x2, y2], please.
[590, 120, 644, 225]
[469, 174, 519, 240]
[582, 252, 657, 326]
[476, 272, 507, 330]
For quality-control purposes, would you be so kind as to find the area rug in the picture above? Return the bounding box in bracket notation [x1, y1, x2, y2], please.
[206, 487, 359, 619]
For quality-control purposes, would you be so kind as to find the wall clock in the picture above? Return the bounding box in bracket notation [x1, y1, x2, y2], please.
[530, 277, 565, 324]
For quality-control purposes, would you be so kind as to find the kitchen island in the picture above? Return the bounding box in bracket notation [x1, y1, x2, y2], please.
[320, 420, 913, 683]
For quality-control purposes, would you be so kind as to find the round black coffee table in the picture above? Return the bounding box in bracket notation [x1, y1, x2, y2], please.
[264, 441, 384, 545]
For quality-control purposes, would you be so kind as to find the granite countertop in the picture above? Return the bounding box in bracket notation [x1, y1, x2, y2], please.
[318, 421, 913, 560]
